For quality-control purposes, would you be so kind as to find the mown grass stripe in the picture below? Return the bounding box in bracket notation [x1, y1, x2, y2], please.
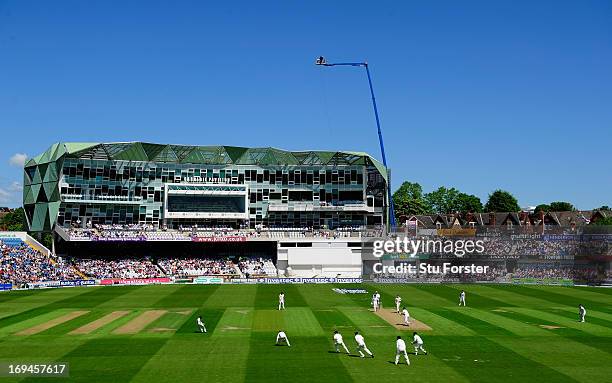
[572, 286, 612, 296]
[0, 309, 76, 336]
[19, 338, 170, 383]
[284, 307, 326, 336]
[204, 284, 257, 308]
[254, 284, 308, 308]
[432, 335, 578, 383]
[212, 307, 254, 337]
[490, 335, 612, 381]
[0, 306, 55, 331]
[246, 333, 353, 382]
[509, 307, 612, 337]
[523, 285, 612, 305]
[556, 305, 612, 322]
[0, 289, 50, 303]
[409, 307, 476, 336]
[434, 284, 520, 308]
[540, 307, 612, 328]
[428, 308, 516, 336]
[311, 307, 360, 332]
[52, 286, 145, 308]
[487, 309, 612, 355]
[449, 284, 553, 307]
[0, 287, 95, 319]
[487, 285, 611, 312]
[335, 306, 396, 336]
[176, 308, 223, 334]
[372, 283, 456, 308]
[444, 307, 547, 336]
[152, 284, 221, 308]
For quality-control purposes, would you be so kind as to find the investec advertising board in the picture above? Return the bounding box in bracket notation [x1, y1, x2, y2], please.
[231, 278, 363, 284]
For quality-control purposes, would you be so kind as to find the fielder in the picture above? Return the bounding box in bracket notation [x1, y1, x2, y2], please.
[196, 315, 207, 333]
[395, 336, 410, 365]
[401, 307, 410, 326]
[412, 332, 427, 355]
[579, 304, 586, 322]
[278, 291, 285, 310]
[276, 330, 291, 346]
[354, 331, 374, 358]
[395, 295, 402, 313]
[375, 291, 381, 308]
[372, 294, 379, 312]
[333, 330, 350, 354]
[459, 290, 466, 306]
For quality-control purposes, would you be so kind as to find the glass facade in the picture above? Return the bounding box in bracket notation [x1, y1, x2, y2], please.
[24, 143, 388, 231]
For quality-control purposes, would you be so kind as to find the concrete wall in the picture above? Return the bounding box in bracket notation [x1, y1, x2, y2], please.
[279, 246, 362, 278]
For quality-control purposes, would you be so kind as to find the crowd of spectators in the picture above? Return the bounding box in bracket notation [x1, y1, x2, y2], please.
[0, 239, 81, 285]
[236, 257, 277, 277]
[72, 258, 163, 279]
[512, 265, 574, 280]
[63, 223, 374, 241]
[157, 257, 238, 277]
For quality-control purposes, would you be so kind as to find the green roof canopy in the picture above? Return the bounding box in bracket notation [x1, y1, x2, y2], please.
[28, 142, 387, 178]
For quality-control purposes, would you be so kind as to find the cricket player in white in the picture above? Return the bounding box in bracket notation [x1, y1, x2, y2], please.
[196, 315, 207, 333]
[459, 290, 466, 306]
[401, 307, 410, 326]
[412, 332, 427, 355]
[276, 330, 291, 346]
[375, 291, 381, 308]
[354, 331, 374, 358]
[278, 291, 285, 310]
[395, 295, 402, 313]
[579, 304, 586, 322]
[395, 336, 410, 365]
[333, 330, 350, 354]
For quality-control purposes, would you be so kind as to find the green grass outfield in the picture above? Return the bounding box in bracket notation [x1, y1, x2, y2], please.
[0, 284, 611, 382]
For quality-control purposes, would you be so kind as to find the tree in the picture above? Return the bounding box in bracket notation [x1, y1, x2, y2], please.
[592, 217, 612, 226]
[0, 207, 27, 231]
[425, 187, 459, 214]
[484, 190, 520, 212]
[41, 233, 53, 250]
[424, 187, 482, 214]
[534, 204, 551, 214]
[456, 193, 483, 214]
[596, 205, 610, 211]
[392, 181, 432, 219]
[549, 201, 575, 212]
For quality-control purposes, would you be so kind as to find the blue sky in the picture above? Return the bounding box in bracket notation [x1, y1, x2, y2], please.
[1, 0, 611, 209]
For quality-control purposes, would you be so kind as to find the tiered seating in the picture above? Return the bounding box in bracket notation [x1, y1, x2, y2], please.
[0, 238, 81, 284]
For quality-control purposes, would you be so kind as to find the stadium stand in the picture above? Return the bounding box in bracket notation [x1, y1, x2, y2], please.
[156, 258, 239, 277]
[236, 256, 278, 277]
[0, 237, 81, 285]
[72, 258, 163, 279]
